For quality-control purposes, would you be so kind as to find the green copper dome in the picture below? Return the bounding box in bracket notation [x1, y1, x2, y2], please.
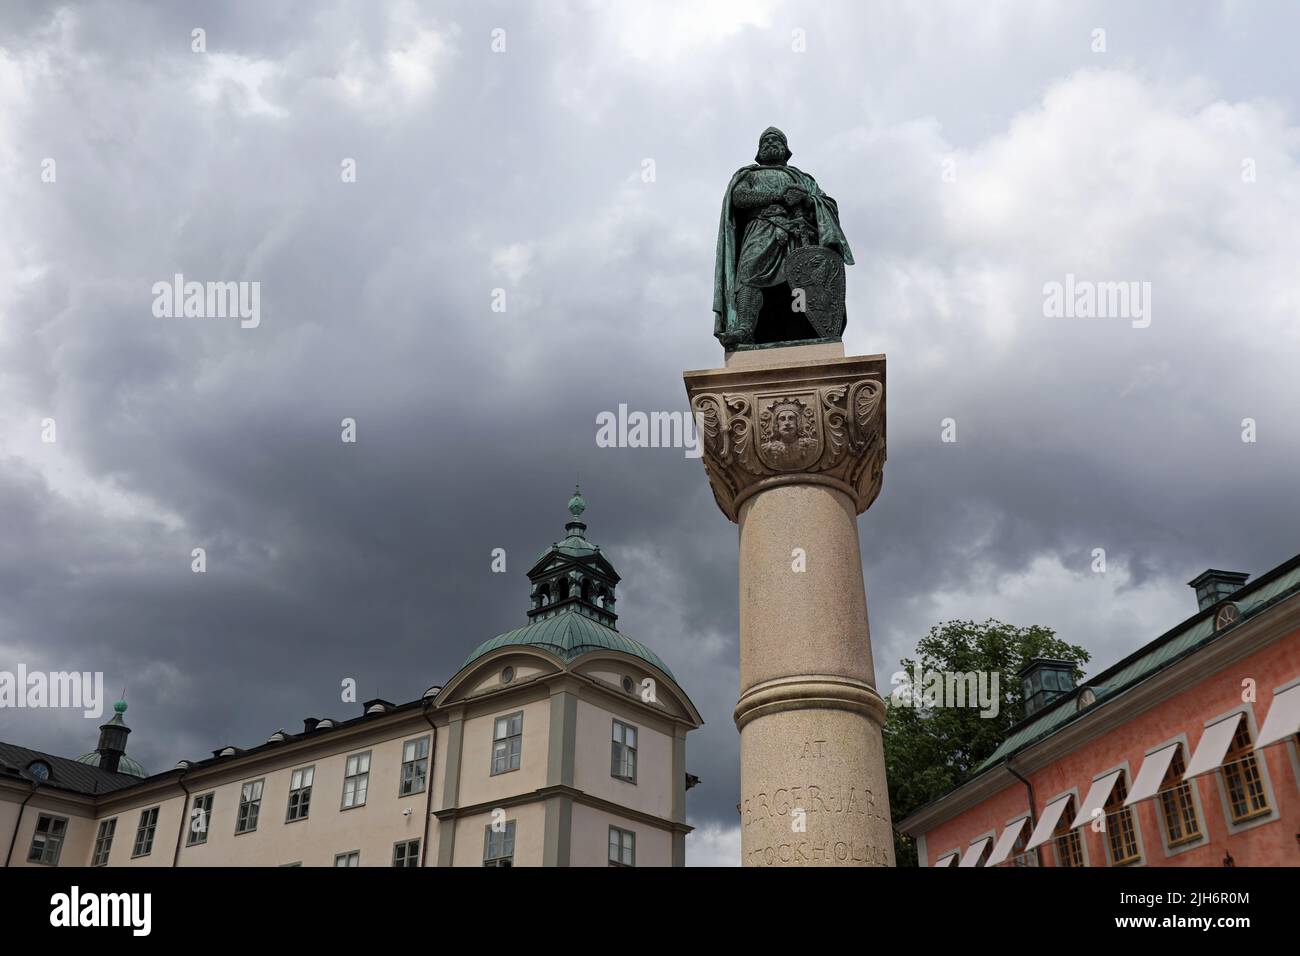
[75, 751, 148, 778]
[463, 611, 674, 679]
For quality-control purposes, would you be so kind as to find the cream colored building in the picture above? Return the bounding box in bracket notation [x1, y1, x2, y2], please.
[1, 491, 702, 867]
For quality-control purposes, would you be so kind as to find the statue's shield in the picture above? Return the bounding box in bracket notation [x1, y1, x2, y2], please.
[786, 245, 846, 339]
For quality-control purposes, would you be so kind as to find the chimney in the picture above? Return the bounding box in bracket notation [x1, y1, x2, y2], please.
[1188, 569, 1250, 612]
[1017, 659, 1077, 718]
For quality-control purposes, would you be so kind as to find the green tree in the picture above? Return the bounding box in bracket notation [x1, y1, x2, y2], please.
[883, 619, 1090, 866]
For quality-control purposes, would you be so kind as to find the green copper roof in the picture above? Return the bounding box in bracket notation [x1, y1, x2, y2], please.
[973, 560, 1300, 773]
[463, 609, 674, 679]
[74, 751, 147, 778]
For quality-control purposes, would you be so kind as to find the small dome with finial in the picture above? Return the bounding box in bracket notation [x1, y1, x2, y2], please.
[113, 699, 128, 715]
[568, 485, 585, 518]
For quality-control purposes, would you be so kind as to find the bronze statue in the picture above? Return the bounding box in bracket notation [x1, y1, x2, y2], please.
[713, 127, 854, 350]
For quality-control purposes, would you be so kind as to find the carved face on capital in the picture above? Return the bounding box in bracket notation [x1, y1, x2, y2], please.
[775, 407, 799, 442]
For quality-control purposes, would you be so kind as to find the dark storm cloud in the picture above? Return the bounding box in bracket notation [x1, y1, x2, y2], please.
[3, 1, 1300, 864]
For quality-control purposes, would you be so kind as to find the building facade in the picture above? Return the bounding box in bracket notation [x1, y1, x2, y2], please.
[1, 490, 702, 867]
[899, 560, 1300, 868]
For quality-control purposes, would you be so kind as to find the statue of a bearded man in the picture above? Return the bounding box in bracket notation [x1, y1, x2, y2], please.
[712, 127, 854, 349]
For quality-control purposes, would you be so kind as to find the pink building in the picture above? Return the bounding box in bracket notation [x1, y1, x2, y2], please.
[898, 561, 1300, 868]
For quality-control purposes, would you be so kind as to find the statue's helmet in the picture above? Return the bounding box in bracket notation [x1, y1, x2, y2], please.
[755, 126, 792, 163]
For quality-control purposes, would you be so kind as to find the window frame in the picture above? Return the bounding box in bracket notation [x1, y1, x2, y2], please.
[90, 817, 117, 867]
[1046, 790, 1088, 868]
[490, 711, 524, 776]
[1142, 734, 1208, 859]
[341, 750, 372, 810]
[1096, 764, 1143, 867]
[132, 806, 160, 858]
[962, 829, 996, 868]
[611, 719, 638, 784]
[334, 850, 360, 867]
[483, 819, 516, 867]
[28, 813, 68, 865]
[187, 791, 214, 847]
[1204, 706, 1279, 835]
[393, 838, 421, 868]
[399, 736, 430, 797]
[286, 765, 315, 823]
[608, 825, 636, 867]
[1003, 812, 1037, 867]
[235, 778, 265, 834]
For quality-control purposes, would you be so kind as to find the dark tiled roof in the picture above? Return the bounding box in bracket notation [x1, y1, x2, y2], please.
[0, 741, 143, 796]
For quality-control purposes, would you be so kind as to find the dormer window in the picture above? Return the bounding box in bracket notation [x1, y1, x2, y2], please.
[1018, 659, 1078, 717]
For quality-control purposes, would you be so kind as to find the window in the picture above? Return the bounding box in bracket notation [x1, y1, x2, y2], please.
[187, 792, 214, 846]
[483, 820, 515, 867]
[612, 720, 638, 783]
[342, 751, 371, 808]
[491, 712, 523, 775]
[1010, 823, 1036, 867]
[236, 779, 264, 833]
[1222, 717, 1270, 822]
[334, 851, 360, 867]
[28, 814, 67, 865]
[609, 826, 636, 867]
[132, 807, 159, 858]
[400, 737, 429, 796]
[1051, 800, 1084, 868]
[1158, 747, 1202, 847]
[286, 766, 314, 821]
[1103, 773, 1142, 865]
[393, 839, 421, 868]
[91, 818, 116, 866]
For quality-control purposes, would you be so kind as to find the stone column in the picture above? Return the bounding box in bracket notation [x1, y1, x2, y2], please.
[684, 343, 894, 866]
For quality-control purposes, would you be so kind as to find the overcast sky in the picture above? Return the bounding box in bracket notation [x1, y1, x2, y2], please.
[2, 0, 1299, 866]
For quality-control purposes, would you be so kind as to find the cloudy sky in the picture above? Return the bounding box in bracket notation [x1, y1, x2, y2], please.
[2, 0, 1299, 866]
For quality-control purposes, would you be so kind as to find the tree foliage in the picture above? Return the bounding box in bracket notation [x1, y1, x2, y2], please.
[883, 619, 1090, 866]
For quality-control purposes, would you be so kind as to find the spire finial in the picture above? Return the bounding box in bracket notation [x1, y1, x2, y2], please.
[568, 484, 586, 518]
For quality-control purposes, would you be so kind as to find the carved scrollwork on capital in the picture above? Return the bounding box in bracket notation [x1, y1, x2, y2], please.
[690, 377, 885, 522]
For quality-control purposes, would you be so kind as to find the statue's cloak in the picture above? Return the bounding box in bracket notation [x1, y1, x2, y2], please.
[712, 163, 854, 337]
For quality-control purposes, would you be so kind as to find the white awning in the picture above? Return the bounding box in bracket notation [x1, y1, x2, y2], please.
[1124, 743, 1180, 806]
[1256, 683, 1300, 749]
[985, 817, 1030, 867]
[1184, 713, 1243, 778]
[958, 835, 992, 867]
[934, 852, 958, 867]
[1070, 769, 1123, 829]
[1024, 794, 1072, 852]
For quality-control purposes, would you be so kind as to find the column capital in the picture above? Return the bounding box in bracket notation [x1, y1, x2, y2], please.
[684, 352, 886, 523]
